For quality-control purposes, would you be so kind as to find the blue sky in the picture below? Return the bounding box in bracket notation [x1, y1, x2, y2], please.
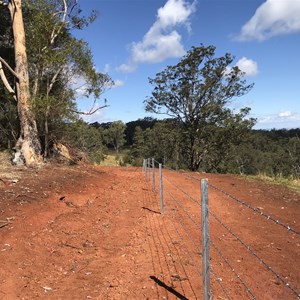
[75, 0, 300, 129]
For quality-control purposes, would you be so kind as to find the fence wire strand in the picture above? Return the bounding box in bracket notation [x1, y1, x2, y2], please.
[210, 267, 232, 300]
[165, 211, 202, 278]
[163, 175, 200, 205]
[166, 194, 232, 300]
[167, 167, 300, 237]
[166, 187, 256, 299]
[209, 183, 300, 236]
[210, 239, 256, 299]
[209, 209, 300, 299]
[144, 159, 300, 299]
[167, 190, 202, 231]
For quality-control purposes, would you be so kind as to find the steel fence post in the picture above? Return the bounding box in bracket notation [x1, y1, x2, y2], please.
[201, 178, 211, 300]
[147, 158, 150, 181]
[159, 163, 164, 214]
[152, 158, 155, 191]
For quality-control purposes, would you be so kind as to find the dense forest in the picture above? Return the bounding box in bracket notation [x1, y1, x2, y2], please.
[92, 119, 300, 179]
[0, 1, 299, 179]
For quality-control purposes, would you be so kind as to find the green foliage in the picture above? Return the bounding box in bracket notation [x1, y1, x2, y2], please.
[0, 0, 112, 163]
[0, 98, 19, 149]
[126, 116, 299, 179]
[23, 0, 112, 102]
[222, 129, 300, 178]
[0, 7, 18, 150]
[124, 117, 157, 145]
[63, 120, 104, 164]
[144, 44, 255, 170]
[103, 121, 126, 155]
[287, 137, 300, 178]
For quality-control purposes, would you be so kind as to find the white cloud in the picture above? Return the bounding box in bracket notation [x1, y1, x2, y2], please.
[157, 0, 195, 31]
[117, 0, 196, 73]
[236, 57, 259, 76]
[257, 111, 300, 126]
[103, 64, 110, 73]
[225, 57, 259, 77]
[131, 30, 185, 64]
[236, 0, 300, 41]
[70, 75, 88, 97]
[116, 63, 137, 73]
[112, 79, 125, 88]
[81, 109, 104, 124]
[278, 110, 292, 117]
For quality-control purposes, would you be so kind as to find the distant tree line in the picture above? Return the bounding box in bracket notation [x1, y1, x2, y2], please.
[1, 10, 299, 179]
[123, 119, 300, 179]
[88, 117, 300, 179]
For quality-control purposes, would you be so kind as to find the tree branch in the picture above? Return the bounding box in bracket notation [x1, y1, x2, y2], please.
[0, 60, 17, 101]
[47, 66, 64, 96]
[0, 56, 19, 80]
[69, 104, 109, 115]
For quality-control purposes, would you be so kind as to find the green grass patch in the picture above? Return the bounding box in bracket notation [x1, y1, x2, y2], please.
[246, 173, 300, 194]
[99, 149, 130, 166]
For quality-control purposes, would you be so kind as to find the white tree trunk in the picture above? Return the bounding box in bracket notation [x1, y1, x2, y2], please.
[8, 0, 42, 166]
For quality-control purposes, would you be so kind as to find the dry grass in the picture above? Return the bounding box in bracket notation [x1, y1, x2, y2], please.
[0, 150, 21, 180]
[247, 173, 300, 194]
[98, 149, 129, 167]
[100, 154, 120, 166]
[0, 150, 12, 167]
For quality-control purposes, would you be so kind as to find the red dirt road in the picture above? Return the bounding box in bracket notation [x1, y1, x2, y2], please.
[0, 164, 299, 299]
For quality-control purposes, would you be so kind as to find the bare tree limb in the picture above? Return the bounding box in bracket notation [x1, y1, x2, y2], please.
[69, 104, 109, 115]
[48, 0, 78, 46]
[47, 66, 64, 96]
[0, 56, 20, 80]
[0, 60, 17, 101]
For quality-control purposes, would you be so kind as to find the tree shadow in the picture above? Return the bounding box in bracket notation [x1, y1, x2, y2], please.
[142, 207, 161, 214]
[150, 276, 189, 300]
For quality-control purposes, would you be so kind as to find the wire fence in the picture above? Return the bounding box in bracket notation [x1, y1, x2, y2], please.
[142, 158, 300, 300]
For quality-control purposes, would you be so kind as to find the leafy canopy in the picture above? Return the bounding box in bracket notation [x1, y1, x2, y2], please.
[144, 45, 256, 171]
[145, 44, 253, 127]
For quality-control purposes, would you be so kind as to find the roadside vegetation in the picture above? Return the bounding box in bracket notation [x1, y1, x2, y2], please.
[0, 1, 299, 187]
[246, 173, 300, 194]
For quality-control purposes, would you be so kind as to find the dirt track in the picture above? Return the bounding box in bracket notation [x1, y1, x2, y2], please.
[0, 164, 299, 299]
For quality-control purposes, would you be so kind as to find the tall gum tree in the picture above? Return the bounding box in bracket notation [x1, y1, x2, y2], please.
[0, 0, 42, 166]
[144, 45, 256, 171]
[23, 0, 111, 158]
[0, 0, 111, 163]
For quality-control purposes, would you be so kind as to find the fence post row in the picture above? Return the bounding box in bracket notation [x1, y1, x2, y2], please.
[201, 179, 211, 300]
[143, 160, 300, 299]
[147, 158, 150, 181]
[159, 163, 164, 214]
[143, 158, 146, 175]
[152, 158, 155, 192]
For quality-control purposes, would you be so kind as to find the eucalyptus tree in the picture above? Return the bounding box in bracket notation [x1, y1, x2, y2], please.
[0, 0, 42, 165]
[64, 120, 105, 164]
[150, 120, 181, 168]
[104, 121, 126, 156]
[132, 126, 145, 156]
[23, 0, 112, 157]
[145, 45, 256, 171]
[0, 0, 112, 164]
[287, 137, 300, 178]
[0, 6, 17, 149]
